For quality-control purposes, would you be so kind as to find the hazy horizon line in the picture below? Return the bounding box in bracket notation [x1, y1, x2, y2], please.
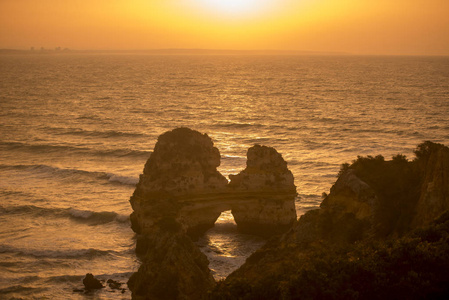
[1, 48, 448, 57]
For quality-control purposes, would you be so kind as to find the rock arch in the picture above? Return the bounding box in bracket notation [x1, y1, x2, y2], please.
[130, 128, 297, 240]
[128, 128, 297, 299]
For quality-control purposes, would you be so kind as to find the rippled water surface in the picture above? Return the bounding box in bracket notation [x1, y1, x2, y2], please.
[1, 54, 448, 299]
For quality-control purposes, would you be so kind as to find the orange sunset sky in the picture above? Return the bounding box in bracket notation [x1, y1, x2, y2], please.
[1, 0, 448, 55]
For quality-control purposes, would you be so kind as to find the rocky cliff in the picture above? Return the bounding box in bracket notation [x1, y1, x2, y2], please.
[414, 142, 449, 226]
[211, 141, 449, 299]
[128, 127, 297, 299]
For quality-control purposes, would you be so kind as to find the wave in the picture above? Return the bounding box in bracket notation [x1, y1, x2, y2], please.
[0, 204, 130, 225]
[221, 155, 246, 162]
[68, 208, 130, 224]
[0, 164, 139, 186]
[211, 121, 266, 130]
[0, 141, 151, 159]
[44, 126, 149, 139]
[0, 244, 128, 259]
[0, 284, 49, 296]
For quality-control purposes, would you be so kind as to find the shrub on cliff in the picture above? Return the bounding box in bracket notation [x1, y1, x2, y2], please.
[211, 211, 449, 300]
[337, 151, 423, 236]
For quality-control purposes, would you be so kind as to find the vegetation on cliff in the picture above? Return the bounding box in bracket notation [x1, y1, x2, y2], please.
[212, 211, 449, 299]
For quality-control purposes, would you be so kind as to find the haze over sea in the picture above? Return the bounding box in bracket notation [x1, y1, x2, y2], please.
[0, 54, 448, 299]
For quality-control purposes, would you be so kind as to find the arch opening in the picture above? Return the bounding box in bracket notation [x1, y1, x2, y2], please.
[196, 210, 266, 280]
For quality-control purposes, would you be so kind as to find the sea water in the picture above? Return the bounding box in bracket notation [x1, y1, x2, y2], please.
[0, 54, 448, 299]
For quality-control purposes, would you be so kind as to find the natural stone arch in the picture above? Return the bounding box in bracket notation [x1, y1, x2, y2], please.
[130, 128, 297, 239]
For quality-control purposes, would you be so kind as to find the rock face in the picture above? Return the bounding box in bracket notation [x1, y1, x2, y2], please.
[414, 144, 449, 226]
[127, 227, 215, 300]
[128, 127, 297, 299]
[320, 169, 377, 221]
[129, 127, 229, 238]
[229, 145, 297, 233]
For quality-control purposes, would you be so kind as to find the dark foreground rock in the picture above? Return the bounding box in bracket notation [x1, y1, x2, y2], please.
[128, 228, 215, 300]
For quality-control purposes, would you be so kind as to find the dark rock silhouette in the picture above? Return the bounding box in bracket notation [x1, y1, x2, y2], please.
[83, 273, 103, 290]
[128, 127, 297, 299]
[128, 228, 215, 300]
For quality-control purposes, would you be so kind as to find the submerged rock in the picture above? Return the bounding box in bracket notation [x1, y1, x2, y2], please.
[107, 279, 122, 290]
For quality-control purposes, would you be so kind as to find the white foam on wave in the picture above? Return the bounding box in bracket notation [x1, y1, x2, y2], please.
[1, 163, 140, 187]
[68, 208, 129, 224]
[107, 173, 139, 185]
[68, 208, 93, 219]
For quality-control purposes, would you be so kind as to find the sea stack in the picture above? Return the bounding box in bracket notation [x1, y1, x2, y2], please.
[128, 127, 297, 299]
[229, 144, 297, 234]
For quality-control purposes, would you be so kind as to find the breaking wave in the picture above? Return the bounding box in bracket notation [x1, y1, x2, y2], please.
[44, 126, 149, 139]
[0, 244, 127, 259]
[0, 164, 139, 186]
[0, 141, 151, 159]
[0, 204, 129, 225]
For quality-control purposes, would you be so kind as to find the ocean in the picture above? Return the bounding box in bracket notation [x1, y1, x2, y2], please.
[0, 54, 448, 299]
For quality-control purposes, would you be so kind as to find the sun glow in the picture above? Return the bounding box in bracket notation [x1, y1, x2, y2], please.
[198, 0, 274, 17]
[0, 0, 448, 54]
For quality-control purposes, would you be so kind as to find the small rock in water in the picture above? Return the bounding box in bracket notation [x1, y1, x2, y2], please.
[107, 279, 122, 289]
[83, 273, 104, 290]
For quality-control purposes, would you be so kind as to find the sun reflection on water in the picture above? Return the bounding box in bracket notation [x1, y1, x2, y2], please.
[196, 210, 266, 279]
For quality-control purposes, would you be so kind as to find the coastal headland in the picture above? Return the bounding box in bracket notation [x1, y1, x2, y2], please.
[127, 128, 449, 299]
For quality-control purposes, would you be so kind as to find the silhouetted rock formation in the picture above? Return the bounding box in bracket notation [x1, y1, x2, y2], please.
[130, 128, 297, 241]
[128, 127, 297, 299]
[129, 127, 228, 238]
[83, 273, 103, 290]
[211, 141, 449, 299]
[229, 144, 297, 233]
